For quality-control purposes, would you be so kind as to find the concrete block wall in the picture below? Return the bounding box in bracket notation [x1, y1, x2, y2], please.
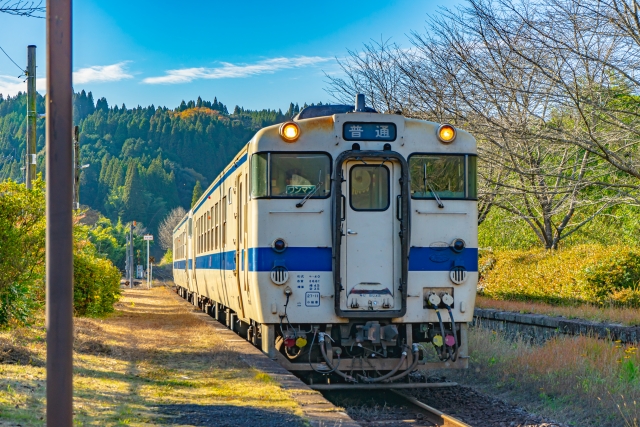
[474, 308, 640, 344]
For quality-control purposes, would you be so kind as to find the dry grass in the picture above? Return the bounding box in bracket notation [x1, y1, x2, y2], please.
[444, 326, 640, 427]
[476, 295, 640, 326]
[0, 286, 305, 426]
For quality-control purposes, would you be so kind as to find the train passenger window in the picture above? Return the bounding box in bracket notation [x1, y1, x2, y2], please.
[215, 203, 219, 249]
[250, 152, 331, 198]
[349, 165, 390, 211]
[409, 154, 478, 200]
[210, 207, 214, 251]
[222, 196, 227, 247]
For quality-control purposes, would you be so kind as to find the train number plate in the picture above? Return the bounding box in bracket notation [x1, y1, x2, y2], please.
[305, 292, 320, 307]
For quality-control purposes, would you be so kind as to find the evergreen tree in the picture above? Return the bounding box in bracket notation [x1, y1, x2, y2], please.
[191, 181, 203, 207]
[122, 161, 149, 223]
[95, 97, 108, 112]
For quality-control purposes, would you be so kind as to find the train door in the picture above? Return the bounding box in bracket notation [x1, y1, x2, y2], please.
[188, 216, 194, 291]
[343, 160, 397, 310]
[235, 174, 246, 318]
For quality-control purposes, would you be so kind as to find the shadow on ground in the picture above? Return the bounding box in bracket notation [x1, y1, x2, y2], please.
[154, 404, 307, 427]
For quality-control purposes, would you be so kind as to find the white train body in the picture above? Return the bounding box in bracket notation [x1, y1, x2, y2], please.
[174, 101, 477, 380]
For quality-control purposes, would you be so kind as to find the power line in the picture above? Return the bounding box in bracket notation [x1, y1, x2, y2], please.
[0, 44, 24, 74]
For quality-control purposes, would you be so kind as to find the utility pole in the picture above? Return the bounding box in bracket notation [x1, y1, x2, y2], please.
[72, 126, 79, 210]
[46, 0, 73, 425]
[25, 45, 36, 190]
[129, 222, 134, 288]
[144, 234, 153, 288]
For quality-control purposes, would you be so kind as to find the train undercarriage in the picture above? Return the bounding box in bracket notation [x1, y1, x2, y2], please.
[176, 285, 469, 385]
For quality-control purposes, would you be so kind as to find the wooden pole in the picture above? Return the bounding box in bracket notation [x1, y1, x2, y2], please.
[46, 0, 73, 425]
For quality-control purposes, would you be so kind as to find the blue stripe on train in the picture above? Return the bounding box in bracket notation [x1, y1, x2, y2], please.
[248, 247, 332, 272]
[174, 247, 478, 272]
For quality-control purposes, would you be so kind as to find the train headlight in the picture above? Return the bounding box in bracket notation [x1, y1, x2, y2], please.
[437, 124, 456, 144]
[279, 122, 300, 142]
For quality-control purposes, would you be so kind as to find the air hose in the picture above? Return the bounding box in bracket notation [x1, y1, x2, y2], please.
[431, 303, 450, 361]
[444, 303, 459, 362]
[384, 343, 420, 383]
[318, 333, 356, 382]
[359, 345, 408, 383]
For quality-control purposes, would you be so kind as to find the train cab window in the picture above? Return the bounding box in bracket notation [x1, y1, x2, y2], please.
[349, 165, 390, 211]
[409, 154, 478, 200]
[251, 152, 331, 198]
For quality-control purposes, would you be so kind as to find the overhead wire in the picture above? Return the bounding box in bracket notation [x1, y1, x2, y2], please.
[0, 44, 25, 74]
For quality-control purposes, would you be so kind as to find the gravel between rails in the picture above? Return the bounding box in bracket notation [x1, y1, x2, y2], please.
[406, 376, 569, 427]
[323, 376, 570, 427]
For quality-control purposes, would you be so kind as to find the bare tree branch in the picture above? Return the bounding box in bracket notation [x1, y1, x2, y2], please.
[0, 0, 44, 17]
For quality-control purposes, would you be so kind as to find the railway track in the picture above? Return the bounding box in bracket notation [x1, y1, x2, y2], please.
[390, 390, 471, 427]
[322, 388, 471, 427]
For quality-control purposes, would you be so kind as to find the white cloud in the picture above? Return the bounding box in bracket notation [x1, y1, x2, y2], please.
[143, 56, 332, 84]
[0, 75, 27, 97]
[0, 62, 132, 97]
[73, 62, 133, 84]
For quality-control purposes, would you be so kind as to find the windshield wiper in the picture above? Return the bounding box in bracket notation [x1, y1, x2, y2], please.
[424, 163, 444, 209]
[296, 170, 323, 208]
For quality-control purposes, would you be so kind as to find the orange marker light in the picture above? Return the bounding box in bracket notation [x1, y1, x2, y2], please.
[437, 124, 456, 143]
[279, 122, 300, 142]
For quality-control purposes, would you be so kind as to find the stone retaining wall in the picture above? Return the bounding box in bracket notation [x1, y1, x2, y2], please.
[474, 308, 640, 344]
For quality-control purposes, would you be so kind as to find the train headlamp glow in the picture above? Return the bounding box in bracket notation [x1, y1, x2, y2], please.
[437, 124, 456, 144]
[279, 122, 300, 142]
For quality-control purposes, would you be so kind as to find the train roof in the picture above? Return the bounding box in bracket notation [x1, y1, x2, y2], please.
[294, 104, 377, 120]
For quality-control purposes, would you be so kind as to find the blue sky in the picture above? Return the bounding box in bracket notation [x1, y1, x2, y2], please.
[0, 1, 456, 111]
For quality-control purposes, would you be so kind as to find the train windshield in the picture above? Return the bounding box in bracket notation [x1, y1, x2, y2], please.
[251, 153, 331, 198]
[409, 154, 477, 199]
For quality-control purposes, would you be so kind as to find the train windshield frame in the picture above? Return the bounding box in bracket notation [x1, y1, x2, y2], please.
[408, 154, 477, 200]
[251, 152, 332, 199]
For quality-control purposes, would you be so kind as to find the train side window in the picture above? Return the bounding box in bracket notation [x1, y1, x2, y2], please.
[209, 207, 213, 251]
[222, 196, 227, 247]
[349, 165, 390, 211]
[215, 203, 219, 249]
[409, 154, 477, 200]
[251, 153, 268, 197]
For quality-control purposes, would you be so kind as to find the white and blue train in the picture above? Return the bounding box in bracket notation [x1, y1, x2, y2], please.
[173, 95, 478, 383]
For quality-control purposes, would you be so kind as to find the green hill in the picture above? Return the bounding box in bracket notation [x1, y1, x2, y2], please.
[0, 91, 303, 234]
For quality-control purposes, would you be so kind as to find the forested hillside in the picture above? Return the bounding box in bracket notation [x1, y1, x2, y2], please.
[0, 91, 303, 234]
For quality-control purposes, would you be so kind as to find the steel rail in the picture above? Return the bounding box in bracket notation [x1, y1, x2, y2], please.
[390, 389, 472, 427]
[308, 382, 458, 390]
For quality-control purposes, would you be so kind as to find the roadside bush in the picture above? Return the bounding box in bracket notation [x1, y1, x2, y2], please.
[0, 179, 46, 327]
[73, 225, 122, 317]
[577, 249, 640, 305]
[0, 179, 122, 327]
[480, 245, 640, 306]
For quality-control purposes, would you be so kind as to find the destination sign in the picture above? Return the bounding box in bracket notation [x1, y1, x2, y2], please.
[343, 122, 397, 141]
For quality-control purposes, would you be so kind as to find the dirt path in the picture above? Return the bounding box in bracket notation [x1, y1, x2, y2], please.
[0, 286, 309, 426]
